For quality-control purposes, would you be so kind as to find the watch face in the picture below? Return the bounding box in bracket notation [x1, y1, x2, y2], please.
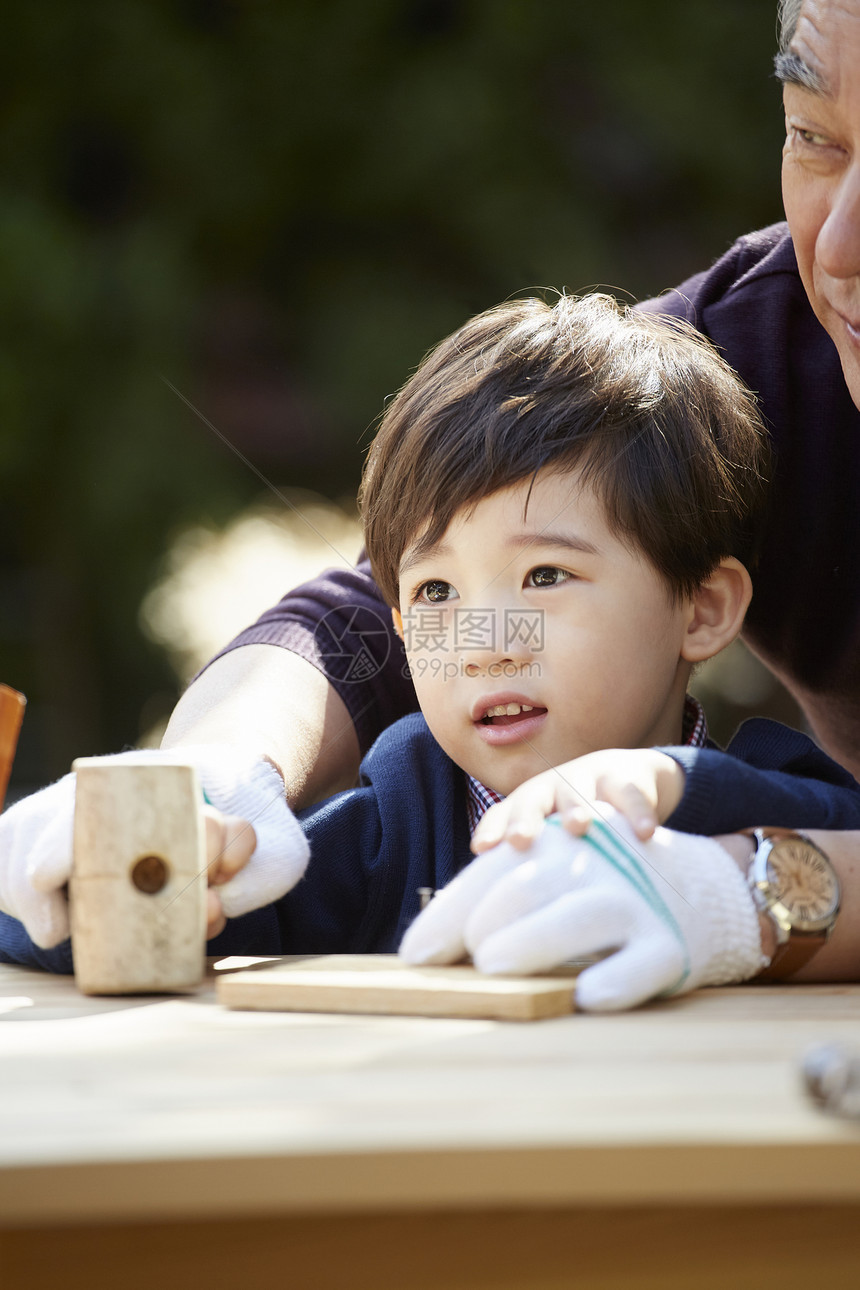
[765, 838, 841, 931]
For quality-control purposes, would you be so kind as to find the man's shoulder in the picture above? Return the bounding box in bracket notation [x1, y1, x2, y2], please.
[637, 222, 840, 423]
[638, 222, 802, 329]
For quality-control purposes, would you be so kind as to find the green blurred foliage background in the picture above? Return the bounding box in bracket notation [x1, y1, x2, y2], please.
[1, 0, 788, 791]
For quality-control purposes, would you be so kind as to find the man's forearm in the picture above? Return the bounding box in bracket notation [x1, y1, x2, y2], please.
[161, 644, 361, 810]
[716, 830, 860, 982]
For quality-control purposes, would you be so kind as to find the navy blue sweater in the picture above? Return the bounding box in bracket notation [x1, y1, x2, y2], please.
[3, 711, 860, 974]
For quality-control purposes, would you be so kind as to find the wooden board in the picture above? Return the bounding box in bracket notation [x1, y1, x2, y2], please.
[216, 953, 580, 1020]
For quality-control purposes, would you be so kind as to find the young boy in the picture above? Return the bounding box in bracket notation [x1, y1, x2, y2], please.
[2, 293, 860, 1003]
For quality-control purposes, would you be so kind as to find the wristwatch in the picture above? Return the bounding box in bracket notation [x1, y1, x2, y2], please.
[745, 828, 841, 981]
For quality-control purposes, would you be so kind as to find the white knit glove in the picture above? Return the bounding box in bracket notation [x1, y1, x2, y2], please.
[400, 809, 766, 1012]
[0, 744, 310, 949]
[0, 772, 77, 949]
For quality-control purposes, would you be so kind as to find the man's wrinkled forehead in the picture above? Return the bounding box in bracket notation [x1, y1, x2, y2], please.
[777, 0, 860, 96]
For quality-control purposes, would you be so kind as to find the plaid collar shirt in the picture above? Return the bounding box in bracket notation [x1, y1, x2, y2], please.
[465, 693, 709, 835]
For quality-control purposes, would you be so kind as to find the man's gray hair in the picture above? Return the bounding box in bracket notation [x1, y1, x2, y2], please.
[775, 0, 823, 90]
[777, 0, 803, 52]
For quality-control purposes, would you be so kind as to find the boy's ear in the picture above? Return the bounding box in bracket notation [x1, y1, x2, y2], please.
[392, 608, 404, 641]
[680, 558, 753, 663]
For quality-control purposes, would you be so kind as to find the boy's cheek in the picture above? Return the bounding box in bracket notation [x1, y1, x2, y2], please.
[405, 654, 465, 691]
[404, 653, 432, 692]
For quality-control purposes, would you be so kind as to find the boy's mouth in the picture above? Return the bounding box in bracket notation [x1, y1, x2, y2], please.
[471, 695, 549, 746]
[479, 702, 546, 726]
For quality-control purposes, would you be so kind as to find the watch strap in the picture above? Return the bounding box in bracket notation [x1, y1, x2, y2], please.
[756, 931, 827, 982]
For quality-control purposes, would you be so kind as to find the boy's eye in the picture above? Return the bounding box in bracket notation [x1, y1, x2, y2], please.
[416, 580, 456, 603]
[526, 566, 571, 588]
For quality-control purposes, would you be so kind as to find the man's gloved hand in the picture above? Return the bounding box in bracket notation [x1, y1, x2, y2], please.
[400, 808, 766, 1012]
[0, 744, 310, 949]
[0, 772, 77, 949]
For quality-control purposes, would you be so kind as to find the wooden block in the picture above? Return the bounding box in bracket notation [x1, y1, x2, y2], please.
[0, 684, 26, 811]
[71, 757, 207, 995]
[217, 955, 580, 1021]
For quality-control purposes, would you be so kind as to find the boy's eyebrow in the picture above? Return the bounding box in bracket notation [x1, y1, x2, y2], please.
[399, 530, 601, 581]
[507, 530, 602, 557]
[399, 538, 452, 580]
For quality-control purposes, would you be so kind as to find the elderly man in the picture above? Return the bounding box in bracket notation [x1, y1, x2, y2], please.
[3, 0, 860, 1000]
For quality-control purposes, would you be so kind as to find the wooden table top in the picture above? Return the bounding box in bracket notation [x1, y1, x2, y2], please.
[3, 957, 860, 1226]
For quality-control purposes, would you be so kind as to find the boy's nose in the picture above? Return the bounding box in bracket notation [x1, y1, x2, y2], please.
[458, 604, 541, 674]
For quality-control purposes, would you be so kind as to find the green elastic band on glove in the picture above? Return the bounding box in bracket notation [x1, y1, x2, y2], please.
[548, 814, 691, 992]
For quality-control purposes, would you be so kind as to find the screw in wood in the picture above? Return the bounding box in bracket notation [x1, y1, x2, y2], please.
[131, 854, 169, 895]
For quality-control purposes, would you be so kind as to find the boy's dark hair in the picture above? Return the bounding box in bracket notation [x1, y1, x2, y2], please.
[360, 293, 770, 606]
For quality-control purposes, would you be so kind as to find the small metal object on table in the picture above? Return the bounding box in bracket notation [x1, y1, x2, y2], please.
[803, 1043, 860, 1118]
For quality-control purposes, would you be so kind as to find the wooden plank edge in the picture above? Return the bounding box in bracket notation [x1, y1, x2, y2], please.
[216, 977, 574, 1021]
[4, 1141, 860, 1225]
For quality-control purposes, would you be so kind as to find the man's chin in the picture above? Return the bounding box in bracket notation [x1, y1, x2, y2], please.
[837, 349, 860, 414]
[818, 301, 860, 412]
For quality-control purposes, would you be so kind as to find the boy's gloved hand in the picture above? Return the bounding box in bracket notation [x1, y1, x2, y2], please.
[400, 808, 766, 1012]
[0, 745, 310, 949]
